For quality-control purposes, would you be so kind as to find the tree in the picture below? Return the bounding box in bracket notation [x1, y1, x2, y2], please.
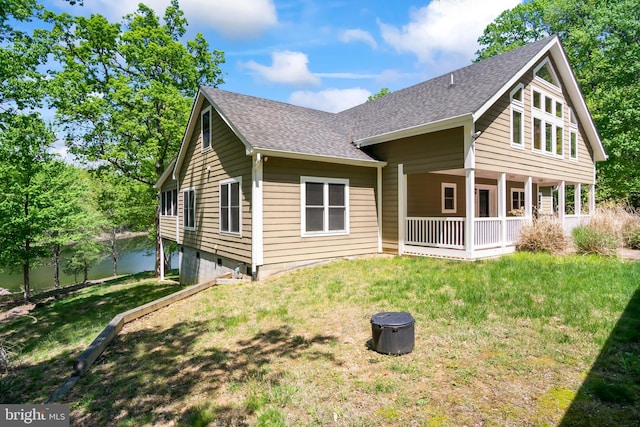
[368, 88, 391, 101]
[0, 114, 56, 299]
[47, 0, 225, 276]
[475, 0, 640, 204]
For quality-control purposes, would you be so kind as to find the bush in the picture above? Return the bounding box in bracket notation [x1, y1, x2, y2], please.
[516, 216, 567, 254]
[572, 225, 619, 256]
[622, 216, 640, 249]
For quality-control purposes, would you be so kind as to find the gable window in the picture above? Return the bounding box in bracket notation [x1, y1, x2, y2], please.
[301, 177, 349, 236]
[183, 188, 196, 230]
[201, 106, 212, 151]
[511, 188, 525, 212]
[569, 108, 578, 160]
[510, 84, 524, 148]
[442, 183, 457, 214]
[161, 189, 178, 216]
[532, 88, 564, 158]
[534, 58, 561, 89]
[220, 177, 241, 235]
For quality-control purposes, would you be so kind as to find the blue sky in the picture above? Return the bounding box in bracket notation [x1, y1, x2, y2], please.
[42, 0, 522, 113]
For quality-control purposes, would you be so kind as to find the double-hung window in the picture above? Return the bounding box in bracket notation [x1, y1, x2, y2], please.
[510, 84, 524, 148]
[569, 108, 578, 160]
[511, 188, 525, 212]
[201, 106, 212, 151]
[183, 188, 196, 230]
[442, 183, 457, 214]
[220, 177, 241, 235]
[161, 189, 178, 216]
[301, 177, 349, 236]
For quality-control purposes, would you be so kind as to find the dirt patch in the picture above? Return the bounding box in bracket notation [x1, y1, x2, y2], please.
[0, 304, 36, 323]
[619, 248, 640, 261]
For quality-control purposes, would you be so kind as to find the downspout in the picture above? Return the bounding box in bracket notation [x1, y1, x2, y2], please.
[377, 165, 383, 253]
[251, 153, 264, 280]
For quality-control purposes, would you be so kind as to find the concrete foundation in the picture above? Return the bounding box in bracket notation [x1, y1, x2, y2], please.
[179, 246, 248, 285]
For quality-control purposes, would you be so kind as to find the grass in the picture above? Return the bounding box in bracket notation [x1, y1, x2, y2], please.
[2, 255, 640, 426]
[0, 271, 182, 404]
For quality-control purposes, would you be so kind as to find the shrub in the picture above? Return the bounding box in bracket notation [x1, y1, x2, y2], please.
[622, 216, 640, 249]
[572, 225, 619, 256]
[516, 216, 567, 254]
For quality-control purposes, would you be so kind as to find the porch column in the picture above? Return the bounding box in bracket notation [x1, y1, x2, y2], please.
[377, 166, 383, 253]
[559, 181, 566, 226]
[398, 163, 406, 255]
[589, 184, 596, 215]
[498, 172, 507, 247]
[159, 238, 165, 281]
[252, 153, 264, 280]
[575, 183, 582, 216]
[465, 168, 475, 254]
[525, 176, 533, 219]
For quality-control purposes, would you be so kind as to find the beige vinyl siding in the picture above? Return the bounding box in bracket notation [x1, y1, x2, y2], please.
[365, 127, 465, 253]
[262, 157, 378, 265]
[159, 180, 178, 240]
[407, 173, 466, 217]
[475, 56, 595, 184]
[178, 100, 252, 264]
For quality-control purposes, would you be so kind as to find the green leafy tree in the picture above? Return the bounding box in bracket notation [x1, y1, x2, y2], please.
[368, 88, 391, 101]
[63, 237, 104, 284]
[0, 114, 56, 299]
[475, 0, 640, 204]
[46, 0, 225, 276]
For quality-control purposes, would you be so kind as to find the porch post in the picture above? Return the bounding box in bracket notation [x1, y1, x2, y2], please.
[498, 172, 506, 247]
[398, 163, 405, 255]
[559, 180, 566, 227]
[251, 153, 264, 280]
[575, 183, 582, 216]
[159, 238, 165, 281]
[464, 124, 475, 255]
[377, 166, 383, 253]
[589, 184, 596, 215]
[525, 176, 533, 219]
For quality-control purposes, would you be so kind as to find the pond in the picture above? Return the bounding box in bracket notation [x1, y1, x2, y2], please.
[0, 235, 171, 294]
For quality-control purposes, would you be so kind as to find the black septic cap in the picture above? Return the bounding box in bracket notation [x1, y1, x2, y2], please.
[370, 311, 414, 327]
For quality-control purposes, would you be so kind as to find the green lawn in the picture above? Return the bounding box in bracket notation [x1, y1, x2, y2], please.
[2, 254, 639, 426]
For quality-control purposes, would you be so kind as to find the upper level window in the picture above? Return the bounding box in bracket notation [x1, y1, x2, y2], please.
[569, 107, 578, 160]
[183, 188, 196, 230]
[510, 84, 524, 148]
[442, 183, 457, 214]
[201, 106, 212, 151]
[220, 177, 242, 236]
[161, 189, 178, 216]
[532, 88, 564, 157]
[301, 177, 349, 236]
[534, 58, 560, 89]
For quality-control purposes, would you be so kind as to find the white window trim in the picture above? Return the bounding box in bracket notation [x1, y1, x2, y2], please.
[510, 188, 526, 212]
[201, 106, 212, 152]
[510, 84, 525, 149]
[569, 107, 578, 161]
[161, 189, 178, 217]
[183, 188, 196, 231]
[300, 176, 350, 237]
[533, 57, 561, 91]
[219, 176, 242, 237]
[531, 87, 565, 159]
[441, 182, 457, 214]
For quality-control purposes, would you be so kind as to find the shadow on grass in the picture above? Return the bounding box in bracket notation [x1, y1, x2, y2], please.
[67, 322, 338, 426]
[560, 286, 640, 426]
[0, 276, 182, 404]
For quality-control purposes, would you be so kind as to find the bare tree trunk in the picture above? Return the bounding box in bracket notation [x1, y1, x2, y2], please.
[154, 204, 161, 277]
[53, 243, 61, 288]
[110, 228, 118, 276]
[83, 264, 89, 283]
[23, 260, 30, 300]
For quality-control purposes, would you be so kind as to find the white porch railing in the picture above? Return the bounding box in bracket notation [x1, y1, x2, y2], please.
[405, 216, 529, 251]
[406, 217, 465, 249]
[563, 214, 591, 233]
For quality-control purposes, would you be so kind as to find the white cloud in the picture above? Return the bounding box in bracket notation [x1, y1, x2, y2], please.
[244, 51, 320, 87]
[379, 0, 520, 62]
[340, 29, 377, 49]
[53, 0, 278, 40]
[288, 88, 371, 113]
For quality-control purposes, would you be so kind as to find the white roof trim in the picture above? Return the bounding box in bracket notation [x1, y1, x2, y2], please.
[253, 148, 387, 168]
[154, 158, 176, 189]
[354, 113, 473, 147]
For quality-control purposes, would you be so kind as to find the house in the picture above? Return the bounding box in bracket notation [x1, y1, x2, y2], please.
[155, 35, 606, 284]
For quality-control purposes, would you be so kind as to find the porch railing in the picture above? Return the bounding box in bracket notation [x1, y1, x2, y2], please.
[505, 217, 526, 244]
[406, 217, 464, 249]
[563, 214, 591, 233]
[474, 218, 501, 249]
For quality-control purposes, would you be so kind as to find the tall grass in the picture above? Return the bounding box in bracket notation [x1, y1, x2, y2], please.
[516, 216, 568, 254]
[573, 205, 638, 255]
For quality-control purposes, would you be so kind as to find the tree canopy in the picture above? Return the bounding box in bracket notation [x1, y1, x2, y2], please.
[476, 0, 640, 204]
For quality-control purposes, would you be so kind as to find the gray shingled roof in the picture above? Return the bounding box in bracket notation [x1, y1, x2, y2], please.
[202, 36, 556, 161]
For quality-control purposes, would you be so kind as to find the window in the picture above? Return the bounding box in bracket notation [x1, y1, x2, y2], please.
[183, 188, 195, 230]
[534, 58, 561, 89]
[220, 177, 241, 235]
[510, 84, 524, 148]
[531, 88, 564, 157]
[569, 108, 578, 160]
[201, 106, 211, 151]
[511, 188, 525, 211]
[161, 189, 178, 216]
[301, 177, 349, 236]
[442, 183, 457, 214]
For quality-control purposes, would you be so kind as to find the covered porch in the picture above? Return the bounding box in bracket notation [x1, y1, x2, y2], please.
[397, 166, 596, 259]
